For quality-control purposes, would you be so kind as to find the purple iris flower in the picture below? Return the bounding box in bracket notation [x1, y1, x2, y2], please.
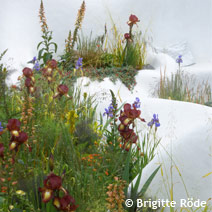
[32, 56, 37, 63]
[176, 55, 183, 64]
[133, 97, 141, 109]
[0, 122, 3, 132]
[103, 103, 114, 118]
[147, 114, 160, 128]
[33, 60, 40, 71]
[75, 58, 83, 70]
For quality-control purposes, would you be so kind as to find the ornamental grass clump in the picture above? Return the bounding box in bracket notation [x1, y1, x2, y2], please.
[157, 55, 212, 106]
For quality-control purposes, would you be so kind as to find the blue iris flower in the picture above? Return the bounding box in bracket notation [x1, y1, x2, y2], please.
[176, 55, 183, 64]
[75, 58, 83, 70]
[103, 104, 114, 118]
[133, 97, 141, 109]
[0, 122, 3, 132]
[148, 114, 160, 128]
[33, 60, 40, 71]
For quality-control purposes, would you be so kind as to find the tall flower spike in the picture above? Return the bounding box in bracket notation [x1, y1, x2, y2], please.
[72, 1, 86, 48]
[39, 0, 48, 33]
[65, 30, 72, 53]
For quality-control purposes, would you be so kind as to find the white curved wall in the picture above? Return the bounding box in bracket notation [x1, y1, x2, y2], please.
[0, 0, 211, 79]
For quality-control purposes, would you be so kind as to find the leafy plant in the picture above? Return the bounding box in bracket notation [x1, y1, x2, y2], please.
[37, 0, 58, 65]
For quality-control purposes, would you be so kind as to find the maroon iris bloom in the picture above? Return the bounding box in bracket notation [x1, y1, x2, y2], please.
[22, 67, 33, 77]
[9, 131, 28, 151]
[124, 103, 141, 119]
[39, 173, 62, 203]
[7, 119, 21, 136]
[47, 59, 57, 69]
[53, 193, 78, 211]
[0, 143, 4, 158]
[44, 173, 62, 190]
[128, 14, 140, 26]
[58, 84, 69, 96]
[25, 78, 33, 87]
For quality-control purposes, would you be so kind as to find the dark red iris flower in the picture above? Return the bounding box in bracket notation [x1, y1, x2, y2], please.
[44, 173, 62, 190]
[22, 67, 33, 77]
[0, 143, 4, 158]
[9, 131, 28, 151]
[25, 77, 33, 87]
[58, 84, 69, 96]
[124, 103, 141, 119]
[7, 119, 21, 135]
[47, 59, 57, 69]
[127, 14, 140, 26]
[39, 173, 62, 203]
[53, 193, 78, 211]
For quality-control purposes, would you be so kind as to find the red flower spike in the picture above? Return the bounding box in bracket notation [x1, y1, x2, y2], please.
[22, 67, 33, 77]
[0, 143, 4, 158]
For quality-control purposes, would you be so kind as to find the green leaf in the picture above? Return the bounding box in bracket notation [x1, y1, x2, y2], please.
[37, 41, 44, 50]
[0, 196, 5, 204]
[138, 165, 160, 197]
[38, 48, 45, 60]
[122, 149, 131, 184]
[49, 42, 58, 53]
[43, 52, 52, 64]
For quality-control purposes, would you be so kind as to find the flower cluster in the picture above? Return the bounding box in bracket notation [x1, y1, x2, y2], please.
[81, 154, 102, 167]
[42, 59, 57, 82]
[39, 173, 78, 211]
[22, 67, 36, 94]
[147, 114, 160, 129]
[106, 177, 126, 211]
[6, 119, 31, 152]
[118, 98, 145, 151]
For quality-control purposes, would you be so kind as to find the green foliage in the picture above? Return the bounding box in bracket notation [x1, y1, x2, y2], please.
[37, 30, 58, 64]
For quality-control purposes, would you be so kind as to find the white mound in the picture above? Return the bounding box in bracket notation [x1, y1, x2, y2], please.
[75, 54, 212, 211]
